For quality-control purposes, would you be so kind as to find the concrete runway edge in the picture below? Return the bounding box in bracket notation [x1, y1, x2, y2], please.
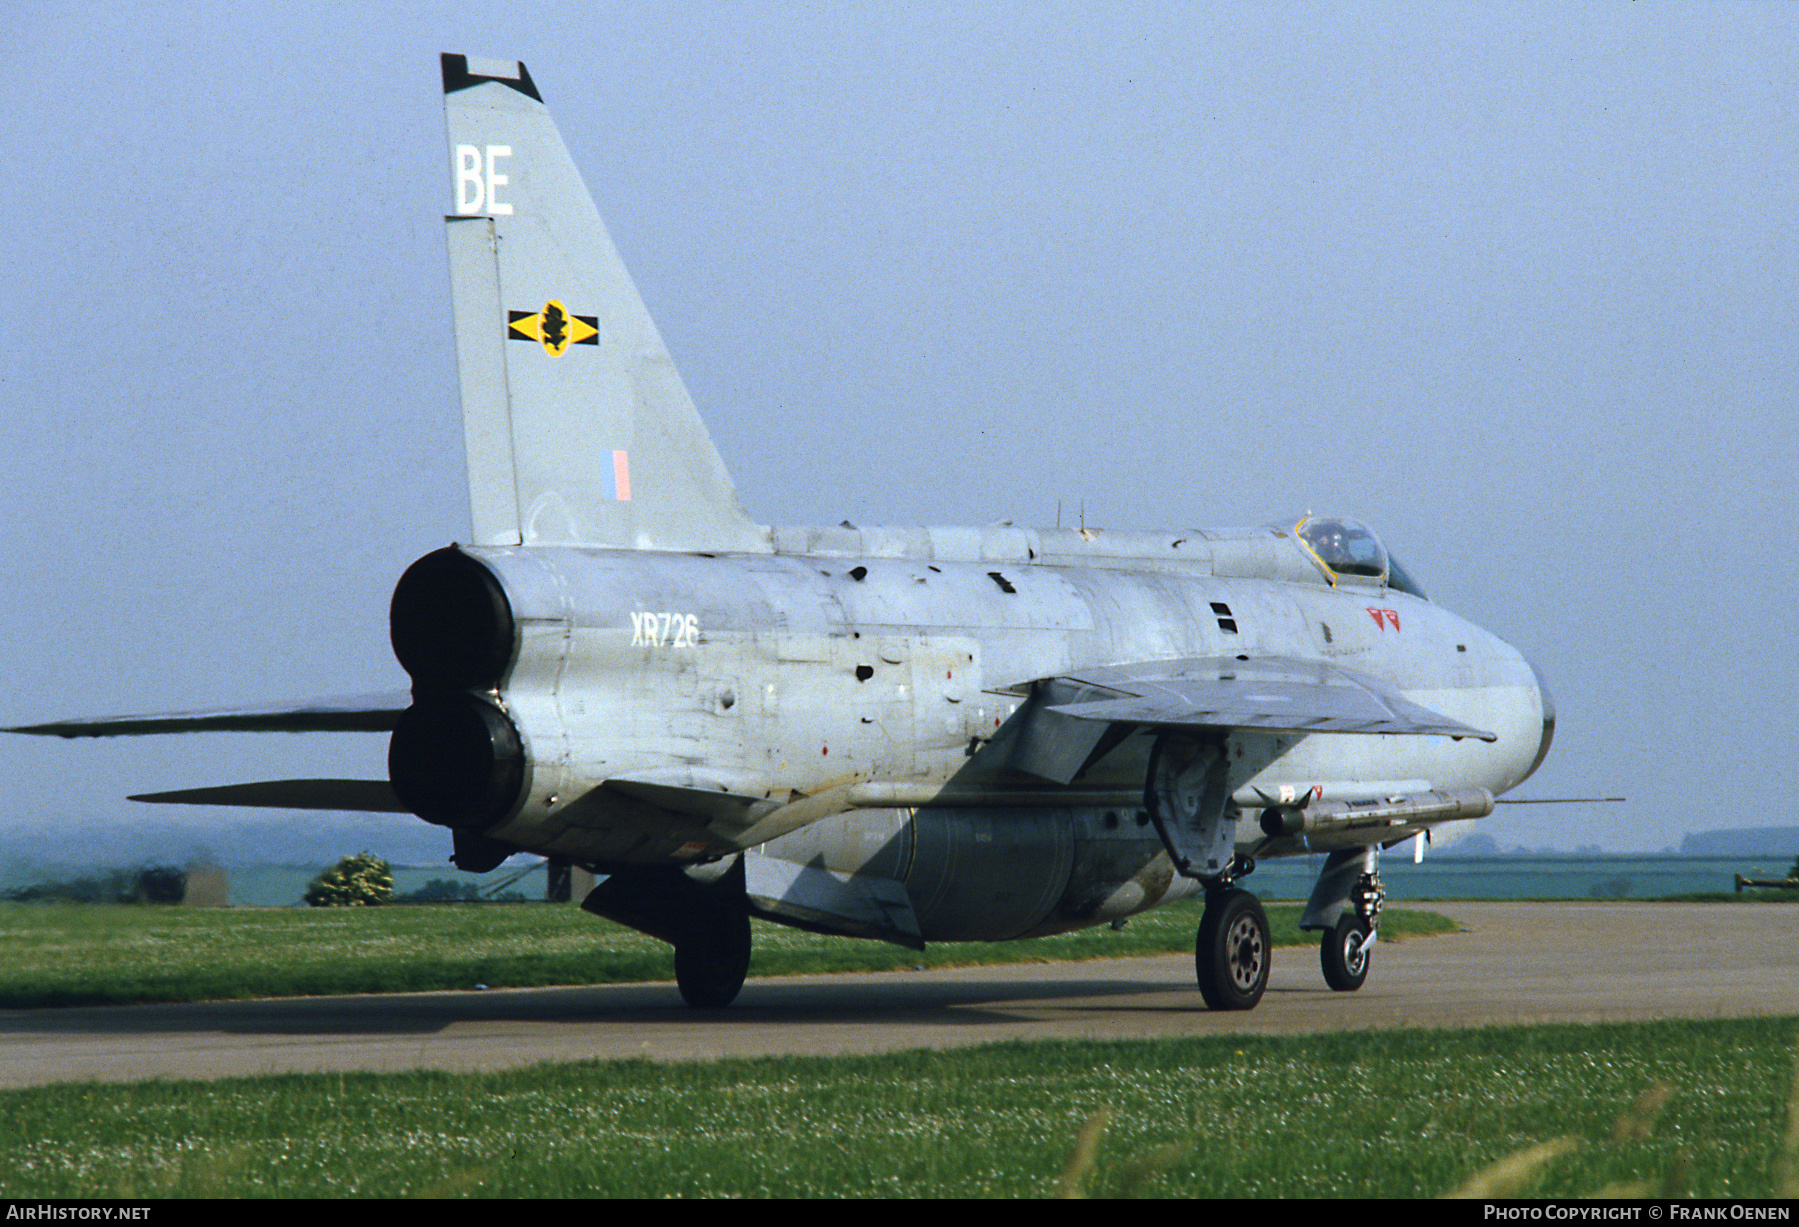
[1, 901, 1793, 1088]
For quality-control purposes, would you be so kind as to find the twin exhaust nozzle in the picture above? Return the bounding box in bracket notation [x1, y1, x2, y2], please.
[386, 547, 525, 829]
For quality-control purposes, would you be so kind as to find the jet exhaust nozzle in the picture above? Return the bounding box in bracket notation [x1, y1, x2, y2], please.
[387, 696, 525, 828]
[388, 547, 527, 827]
[390, 546, 516, 691]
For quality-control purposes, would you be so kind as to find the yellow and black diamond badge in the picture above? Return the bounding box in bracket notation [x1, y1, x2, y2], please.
[508, 300, 600, 356]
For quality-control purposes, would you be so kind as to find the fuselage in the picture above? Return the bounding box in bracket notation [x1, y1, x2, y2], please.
[387, 520, 1548, 873]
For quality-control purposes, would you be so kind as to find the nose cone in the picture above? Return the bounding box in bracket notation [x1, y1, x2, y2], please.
[1520, 653, 1556, 784]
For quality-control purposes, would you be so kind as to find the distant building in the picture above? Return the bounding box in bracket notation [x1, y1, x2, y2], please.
[181, 862, 229, 907]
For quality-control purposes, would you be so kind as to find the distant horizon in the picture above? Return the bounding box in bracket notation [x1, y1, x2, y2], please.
[3, 839, 1795, 876]
[8, 850, 1790, 912]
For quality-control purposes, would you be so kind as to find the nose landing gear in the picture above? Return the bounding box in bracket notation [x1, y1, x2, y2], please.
[1301, 847, 1385, 992]
[1320, 913, 1372, 991]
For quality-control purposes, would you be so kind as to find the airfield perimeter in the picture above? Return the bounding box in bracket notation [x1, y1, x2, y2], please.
[0, 901, 1792, 1089]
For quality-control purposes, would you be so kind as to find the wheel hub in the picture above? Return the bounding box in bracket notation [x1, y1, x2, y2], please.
[1226, 914, 1266, 990]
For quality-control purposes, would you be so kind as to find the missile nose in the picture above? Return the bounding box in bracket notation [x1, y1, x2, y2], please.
[1520, 652, 1556, 784]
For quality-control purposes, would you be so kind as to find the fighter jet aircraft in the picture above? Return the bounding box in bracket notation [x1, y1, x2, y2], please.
[9, 55, 1554, 1011]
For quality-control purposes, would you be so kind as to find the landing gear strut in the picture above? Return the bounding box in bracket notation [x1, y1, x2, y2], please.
[1195, 885, 1270, 1010]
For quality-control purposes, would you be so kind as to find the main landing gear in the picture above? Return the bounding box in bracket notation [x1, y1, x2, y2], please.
[672, 856, 753, 1009]
[1195, 885, 1271, 1011]
[579, 856, 754, 1010]
[1143, 732, 1274, 1011]
[675, 906, 752, 1009]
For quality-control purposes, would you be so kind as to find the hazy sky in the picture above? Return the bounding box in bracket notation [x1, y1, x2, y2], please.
[1, 3, 1793, 864]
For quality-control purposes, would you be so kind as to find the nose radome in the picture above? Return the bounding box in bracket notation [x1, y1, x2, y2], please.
[1520, 652, 1556, 784]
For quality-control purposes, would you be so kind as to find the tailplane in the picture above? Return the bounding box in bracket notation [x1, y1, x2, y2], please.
[441, 54, 767, 552]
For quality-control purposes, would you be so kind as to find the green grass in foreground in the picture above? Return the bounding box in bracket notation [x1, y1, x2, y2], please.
[0, 898, 1455, 1009]
[1, 1016, 1794, 1197]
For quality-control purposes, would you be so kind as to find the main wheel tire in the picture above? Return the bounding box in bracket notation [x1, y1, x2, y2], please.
[1195, 889, 1270, 1010]
[674, 910, 752, 1009]
[1321, 915, 1372, 992]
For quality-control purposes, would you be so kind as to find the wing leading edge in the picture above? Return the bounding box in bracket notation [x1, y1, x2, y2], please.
[1042, 657, 1495, 740]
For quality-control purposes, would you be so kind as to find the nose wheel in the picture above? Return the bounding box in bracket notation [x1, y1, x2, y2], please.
[1195, 888, 1270, 1010]
[1320, 914, 1372, 991]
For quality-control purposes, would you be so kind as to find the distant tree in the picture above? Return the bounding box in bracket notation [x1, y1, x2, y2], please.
[3, 866, 186, 904]
[304, 853, 394, 907]
[134, 866, 186, 903]
[399, 878, 483, 903]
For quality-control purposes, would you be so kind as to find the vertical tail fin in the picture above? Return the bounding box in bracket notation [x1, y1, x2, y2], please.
[441, 54, 767, 553]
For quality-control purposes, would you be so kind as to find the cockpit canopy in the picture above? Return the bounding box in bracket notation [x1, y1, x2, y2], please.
[1297, 516, 1386, 578]
[1293, 516, 1428, 599]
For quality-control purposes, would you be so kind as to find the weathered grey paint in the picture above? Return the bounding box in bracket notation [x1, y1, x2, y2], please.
[464, 532, 1544, 880]
[756, 804, 1200, 943]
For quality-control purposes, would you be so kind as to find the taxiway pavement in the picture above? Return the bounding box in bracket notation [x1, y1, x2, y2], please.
[2, 901, 1793, 1088]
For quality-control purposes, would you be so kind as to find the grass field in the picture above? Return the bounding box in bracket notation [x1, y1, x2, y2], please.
[0, 1016, 1793, 1197]
[0, 898, 1456, 1009]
